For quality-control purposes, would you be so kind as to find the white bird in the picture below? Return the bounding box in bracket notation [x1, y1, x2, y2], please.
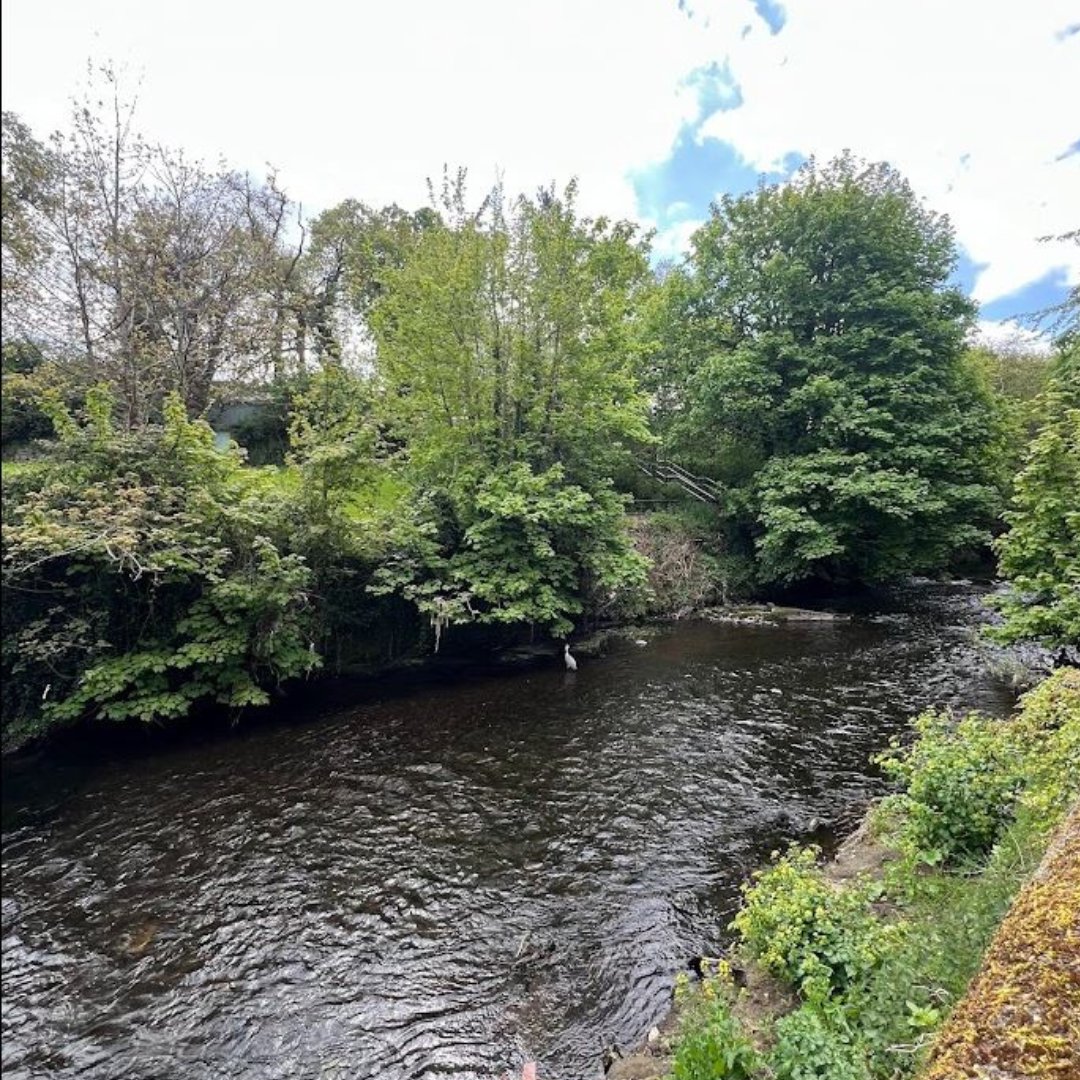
[563, 643, 578, 672]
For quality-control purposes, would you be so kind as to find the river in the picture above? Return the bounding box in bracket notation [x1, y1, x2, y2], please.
[1, 582, 1013, 1080]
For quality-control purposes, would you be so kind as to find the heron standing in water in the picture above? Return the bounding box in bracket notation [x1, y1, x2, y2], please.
[563, 643, 578, 672]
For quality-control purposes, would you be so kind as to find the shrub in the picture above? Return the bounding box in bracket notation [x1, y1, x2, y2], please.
[731, 845, 885, 999]
[875, 710, 1022, 865]
[1009, 668, 1080, 822]
[670, 975, 759, 1080]
[768, 1002, 870, 1080]
[876, 670, 1080, 866]
[1, 389, 320, 747]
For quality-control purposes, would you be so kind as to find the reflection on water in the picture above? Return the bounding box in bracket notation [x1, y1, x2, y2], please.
[2, 583, 1012, 1079]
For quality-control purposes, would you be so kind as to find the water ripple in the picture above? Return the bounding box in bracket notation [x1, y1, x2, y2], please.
[2, 583, 1012, 1079]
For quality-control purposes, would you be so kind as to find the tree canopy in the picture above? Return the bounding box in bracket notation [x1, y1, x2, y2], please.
[990, 348, 1080, 648]
[662, 154, 1003, 585]
[3, 93, 1074, 747]
[369, 176, 653, 637]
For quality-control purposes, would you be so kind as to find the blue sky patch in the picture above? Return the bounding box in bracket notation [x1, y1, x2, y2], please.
[633, 131, 761, 227]
[1056, 138, 1080, 161]
[633, 55, 801, 255]
[979, 266, 1072, 325]
[950, 250, 989, 299]
[682, 59, 743, 116]
[753, 0, 787, 35]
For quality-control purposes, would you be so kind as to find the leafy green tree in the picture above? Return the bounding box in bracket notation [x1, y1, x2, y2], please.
[989, 348, 1080, 648]
[960, 341, 1051, 510]
[299, 200, 439, 363]
[1, 341, 58, 445]
[674, 154, 1002, 585]
[1, 111, 56, 328]
[369, 175, 653, 637]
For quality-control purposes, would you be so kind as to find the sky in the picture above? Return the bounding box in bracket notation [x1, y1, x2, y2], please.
[2, 0, 1077, 345]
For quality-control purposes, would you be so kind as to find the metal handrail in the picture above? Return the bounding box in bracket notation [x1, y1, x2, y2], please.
[635, 458, 722, 504]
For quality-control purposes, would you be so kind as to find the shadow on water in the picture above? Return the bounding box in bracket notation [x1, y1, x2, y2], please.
[2, 582, 1015, 1079]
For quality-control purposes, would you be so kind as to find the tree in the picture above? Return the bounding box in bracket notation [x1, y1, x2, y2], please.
[1024, 228, 1079, 351]
[989, 347, 1080, 648]
[1, 70, 307, 423]
[1, 111, 56, 329]
[674, 154, 1002, 585]
[298, 199, 439, 364]
[369, 174, 653, 637]
[963, 340, 1051, 504]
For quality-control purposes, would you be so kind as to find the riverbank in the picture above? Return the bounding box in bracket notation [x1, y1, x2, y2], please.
[922, 802, 1079, 1079]
[0, 593, 872, 760]
[603, 814, 892, 1079]
[608, 668, 1080, 1080]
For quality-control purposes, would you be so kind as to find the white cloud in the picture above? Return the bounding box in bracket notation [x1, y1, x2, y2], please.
[653, 218, 705, 262]
[2, 0, 1076, 311]
[0, 0, 744, 222]
[972, 319, 1055, 355]
[665, 200, 695, 219]
[695, 0, 1080, 306]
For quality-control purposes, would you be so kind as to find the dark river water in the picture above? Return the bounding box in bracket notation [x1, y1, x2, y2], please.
[2, 583, 1013, 1080]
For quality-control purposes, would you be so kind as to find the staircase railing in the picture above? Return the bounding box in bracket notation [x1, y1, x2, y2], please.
[635, 458, 722, 504]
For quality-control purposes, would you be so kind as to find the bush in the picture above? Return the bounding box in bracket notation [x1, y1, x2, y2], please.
[731, 846, 885, 999]
[667, 673, 1080, 1080]
[875, 711, 1022, 865]
[876, 669, 1080, 866]
[768, 1002, 870, 1080]
[670, 972, 759, 1080]
[1008, 668, 1080, 822]
[1, 389, 320, 748]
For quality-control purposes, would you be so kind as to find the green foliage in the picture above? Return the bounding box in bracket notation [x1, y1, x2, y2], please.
[368, 176, 653, 639]
[664, 673, 1080, 1080]
[988, 348, 1080, 648]
[287, 366, 390, 546]
[963, 342, 1050, 444]
[1, 388, 319, 747]
[44, 537, 315, 723]
[375, 462, 645, 640]
[875, 711, 1023, 865]
[666, 154, 1002, 585]
[876, 669, 1080, 866]
[670, 983, 759, 1080]
[732, 845, 887, 999]
[768, 1002, 869, 1080]
[1007, 668, 1080, 820]
[846, 840, 1027, 1078]
[1, 110, 56, 320]
[300, 199, 439, 361]
[1, 342, 66, 446]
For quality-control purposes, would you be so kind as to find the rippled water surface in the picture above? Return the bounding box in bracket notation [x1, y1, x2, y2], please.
[2, 584, 1013, 1079]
